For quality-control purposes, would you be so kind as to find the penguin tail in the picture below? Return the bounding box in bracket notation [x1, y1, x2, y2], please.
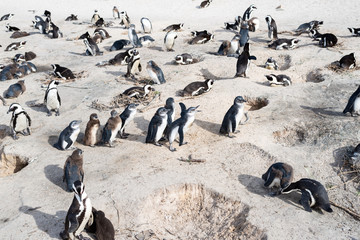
[53, 142, 60, 150]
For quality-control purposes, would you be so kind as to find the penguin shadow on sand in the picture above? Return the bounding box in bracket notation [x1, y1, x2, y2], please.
[195, 119, 221, 135]
[48, 135, 58, 148]
[148, 46, 164, 52]
[68, 51, 86, 56]
[0, 124, 10, 139]
[44, 164, 65, 190]
[129, 116, 149, 143]
[19, 205, 66, 238]
[250, 36, 271, 43]
[105, 70, 126, 76]
[25, 100, 47, 113]
[300, 105, 343, 117]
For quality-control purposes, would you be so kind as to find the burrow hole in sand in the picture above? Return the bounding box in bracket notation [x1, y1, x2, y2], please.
[0, 147, 29, 177]
[306, 68, 325, 83]
[140, 184, 267, 240]
[244, 96, 269, 111]
[278, 54, 292, 71]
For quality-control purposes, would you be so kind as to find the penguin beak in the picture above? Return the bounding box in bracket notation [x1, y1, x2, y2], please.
[195, 105, 201, 112]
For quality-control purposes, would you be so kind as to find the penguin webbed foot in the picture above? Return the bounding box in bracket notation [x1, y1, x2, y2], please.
[55, 110, 60, 116]
[47, 111, 52, 116]
[227, 133, 235, 138]
[77, 234, 91, 240]
[154, 142, 162, 146]
[12, 133, 19, 140]
[179, 141, 188, 146]
[169, 144, 176, 152]
[59, 231, 70, 240]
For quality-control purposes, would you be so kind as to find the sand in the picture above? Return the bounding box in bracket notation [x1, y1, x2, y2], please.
[0, 0, 360, 239]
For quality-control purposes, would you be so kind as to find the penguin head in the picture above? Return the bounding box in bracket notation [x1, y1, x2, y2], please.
[186, 105, 200, 116]
[127, 103, 139, 111]
[79, 31, 90, 39]
[175, 55, 183, 63]
[249, 4, 257, 10]
[291, 39, 300, 45]
[165, 97, 174, 107]
[48, 80, 59, 89]
[348, 28, 354, 34]
[110, 110, 118, 118]
[69, 120, 81, 129]
[157, 107, 169, 116]
[147, 60, 155, 67]
[205, 79, 215, 88]
[13, 54, 25, 63]
[180, 23, 184, 28]
[144, 85, 155, 93]
[72, 148, 83, 158]
[90, 113, 98, 121]
[265, 15, 271, 23]
[72, 180, 84, 195]
[7, 103, 23, 114]
[20, 41, 26, 46]
[234, 96, 246, 104]
[51, 64, 59, 71]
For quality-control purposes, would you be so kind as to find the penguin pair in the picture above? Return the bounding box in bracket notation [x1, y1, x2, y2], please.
[268, 38, 300, 50]
[125, 50, 142, 78]
[54, 120, 82, 150]
[219, 96, 248, 137]
[235, 43, 256, 77]
[146, 61, 166, 84]
[7, 103, 31, 140]
[265, 74, 292, 87]
[182, 79, 214, 97]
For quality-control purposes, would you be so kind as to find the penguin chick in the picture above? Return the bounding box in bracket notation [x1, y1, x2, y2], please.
[85, 208, 115, 240]
[146, 60, 166, 84]
[5, 80, 26, 98]
[102, 110, 121, 147]
[182, 79, 214, 96]
[146, 107, 169, 146]
[119, 104, 138, 138]
[54, 120, 82, 150]
[44, 80, 61, 116]
[84, 113, 100, 147]
[265, 57, 279, 70]
[7, 103, 31, 140]
[262, 162, 294, 196]
[63, 149, 84, 192]
[265, 74, 292, 87]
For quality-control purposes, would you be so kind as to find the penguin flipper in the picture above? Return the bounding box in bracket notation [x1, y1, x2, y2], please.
[64, 138, 73, 150]
[57, 92, 61, 106]
[44, 89, 49, 103]
[24, 111, 31, 127]
[249, 55, 257, 60]
[157, 70, 166, 84]
[146, 123, 157, 143]
[178, 125, 185, 146]
[179, 103, 186, 117]
[300, 189, 312, 212]
[67, 213, 79, 233]
[230, 115, 237, 133]
[102, 126, 112, 143]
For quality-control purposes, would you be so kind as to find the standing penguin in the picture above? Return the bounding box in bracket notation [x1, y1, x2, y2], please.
[265, 15, 278, 40]
[343, 85, 360, 116]
[163, 97, 175, 139]
[49, 22, 62, 39]
[282, 178, 333, 213]
[119, 104, 138, 138]
[243, 4, 257, 21]
[4, 80, 26, 98]
[85, 208, 115, 240]
[339, 53, 356, 69]
[164, 30, 177, 51]
[7, 103, 31, 140]
[60, 180, 92, 240]
[125, 50, 142, 78]
[235, 43, 257, 77]
[262, 162, 294, 196]
[239, 22, 249, 47]
[83, 113, 100, 147]
[91, 10, 100, 23]
[140, 17, 152, 33]
[219, 96, 249, 138]
[146, 107, 169, 146]
[44, 80, 61, 116]
[119, 11, 131, 28]
[128, 24, 142, 48]
[54, 120, 82, 150]
[63, 149, 84, 192]
[84, 37, 102, 56]
[113, 6, 120, 19]
[147, 61, 166, 84]
[102, 110, 122, 147]
[168, 103, 200, 151]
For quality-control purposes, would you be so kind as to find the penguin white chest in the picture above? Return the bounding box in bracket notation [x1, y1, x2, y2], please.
[235, 107, 244, 127]
[74, 198, 92, 236]
[90, 125, 99, 144]
[147, 68, 159, 83]
[155, 116, 168, 142]
[65, 128, 80, 149]
[230, 40, 239, 54]
[131, 60, 141, 74]
[165, 37, 174, 49]
[142, 21, 151, 33]
[184, 115, 195, 133]
[14, 114, 28, 132]
[268, 177, 281, 188]
[46, 89, 60, 110]
[353, 97, 360, 113]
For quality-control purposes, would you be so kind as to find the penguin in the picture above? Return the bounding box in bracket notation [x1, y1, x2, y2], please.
[60, 180, 93, 240]
[182, 79, 214, 96]
[48, 22, 63, 39]
[44, 10, 51, 19]
[217, 41, 231, 56]
[14, 62, 36, 78]
[54, 120, 82, 150]
[92, 33, 104, 44]
[139, 36, 155, 47]
[85, 208, 115, 240]
[91, 10, 100, 23]
[63, 149, 84, 192]
[163, 23, 184, 32]
[265, 74, 292, 86]
[128, 24, 142, 48]
[140, 17, 152, 33]
[191, 30, 208, 37]
[168, 103, 200, 151]
[102, 110, 122, 147]
[164, 97, 175, 137]
[109, 39, 131, 51]
[84, 37, 103, 56]
[0, 13, 14, 21]
[6, 24, 20, 32]
[10, 31, 30, 39]
[147, 60, 166, 84]
[119, 104, 138, 138]
[239, 22, 249, 47]
[0, 63, 18, 81]
[83, 113, 100, 147]
[339, 53, 356, 69]
[109, 48, 135, 65]
[189, 33, 214, 44]
[65, 14, 78, 21]
[125, 50, 142, 78]
[311, 30, 337, 47]
[235, 43, 257, 78]
[7, 103, 31, 140]
[146, 107, 169, 146]
[5, 41, 26, 51]
[94, 28, 111, 39]
[95, 18, 104, 27]
[348, 27, 360, 37]
[113, 6, 120, 19]
[33, 15, 50, 34]
[224, 21, 240, 31]
[22, 51, 36, 61]
[52, 64, 75, 79]
[242, 4, 256, 21]
[351, 143, 360, 163]
[268, 38, 300, 50]
[119, 11, 131, 29]
[218, 35, 241, 56]
[200, 0, 211, 8]
[265, 15, 278, 40]
[175, 53, 193, 65]
[5, 80, 26, 98]
[295, 20, 323, 34]
[44, 80, 61, 116]
[281, 178, 333, 213]
[262, 162, 294, 196]
[122, 85, 154, 98]
[164, 30, 177, 51]
[343, 85, 360, 117]
[219, 96, 248, 138]
[265, 57, 279, 70]
[248, 17, 260, 32]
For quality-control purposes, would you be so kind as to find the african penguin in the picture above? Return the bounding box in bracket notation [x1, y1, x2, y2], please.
[339, 53, 356, 69]
[311, 30, 337, 47]
[6, 24, 20, 32]
[85, 208, 115, 240]
[219, 96, 248, 138]
[164, 30, 177, 51]
[182, 79, 214, 96]
[348, 27, 360, 37]
[239, 22, 249, 47]
[282, 178, 333, 213]
[265, 15, 278, 40]
[168, 103, 199, 151]
[52, 64, 75, 79]
[265, 74, 292, 87]
[60, 180, 92, 240]
[65, 14, 78, 21]
[343, 85, 360, 117]
[125, 50, 142, 78]
[5, 80, 26, 99]
[44, 80, 61, 116]
[113, 6, 120, 19]
[200, 0, 212, 8]
[189, 32, 214, 44]
[163, 23, 184, 32]
[109, 39, 131, 51]
[83, 113, 100, 147]
[0, 13, 14, 21]
[235, 43, 257, 77]
[191, 30, 208, 37]
[63, 149, 84, 192]
[268, 38, 300, 50]
[84, 37, 102, 56]
[164, 97, 175, 138]
[7, 103, 31, 140]
[265, 57, 279, 70]
[122, 85, 154, 98]
[128, 24, 142, 48]
[248, 17, 260, 32]
[94, 28, 111, 39]
[140, 17, 152, 33]
[242, 4, 256, 21]
[295, 20, 323, 34]
[146, 107, 169, 146]
[262, 162, 294, 196]
[49, 22, 63, 39]
[139, 36, 155, 47]
[91, 10, 100, 23]
[5, 41, 26, 51]
[119, 11, 131, 28]
[102, 110, 122, 147]
[54, 120, 82, 150]
[175, 53, 193, 65]
[147, 61, 166, 84]
[109, 48, 135, 65]
[119, 104, 138, 138]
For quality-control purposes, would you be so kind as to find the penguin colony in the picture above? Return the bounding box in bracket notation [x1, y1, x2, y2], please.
[0, 2, 359, 239]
